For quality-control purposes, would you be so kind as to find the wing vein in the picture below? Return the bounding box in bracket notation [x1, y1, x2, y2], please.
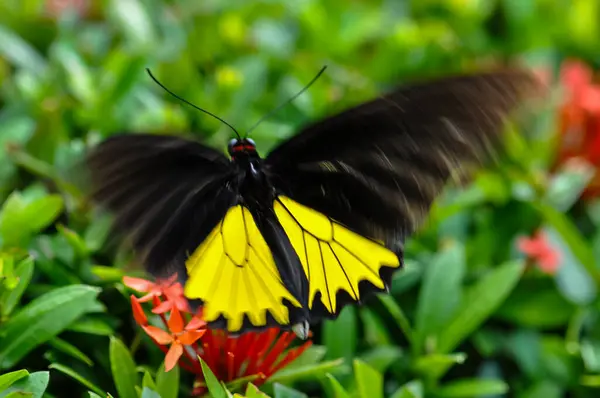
[206, 252, 227, 300]
[333, 240, 382, 280]
[302, 230, 310, 284]
[246, 250, 287, 312]
[327, 242, 358, 300]
[318, 241, 333, 312]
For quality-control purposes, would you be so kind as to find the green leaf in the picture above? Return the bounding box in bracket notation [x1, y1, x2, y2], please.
[437, 260, 524, 354]
[359, 346, 402, 373]
[390, 259, 422, 295]
[545, 162, 594, 211]
[48, 364, 104, 396]
[354, 359, 383, 398]
[52, 42, 96, 105]
[580, 374, 600, 387]
[496, 281, 575, 328]
[581, 339, 600, 373]
[390, 380, 424, 398]
[7, 151, 79, 199]
[0, 285, 101, 369]
[539, 335, 576, 383]
[535, 203, 600, 284]
[0, 193, 64, 247]
[378, 295, 413, 344]
[504, 329, 542, 379]
[0, 255, 17, 289]
[2, 392, 32, 398]
[435, 378, 509, 397]
[90, 265, 125, 283]
[67, 316, 115, 336]
[84, 214, 113, 252]
[273, 383, 308, 398]
[1, 371, 49, 398]
[200, 357, 228, 398]
[225, 374, 262, 393]
[519, 381, 562, 398]
[0, 193, 24, 246]
[414, 243, 465, 352]
[140, 387, 161, 398]
[284, 345, 326, 369]
[269, 359, 346, 385]
[48, 338, 94, 366]
[88, 393, 103, 398]
[56, 225, 89, 259]
[101, 54, 147, 105]
[0, 256, 34, 317]
[109, 337, 139, 398]
[0, 369, 29, 390]
[0, 26, 47, 76]
[244, 383, 270, 397]
[18, 195, 64, 233]
[323, 306, 357, 362]
[545, 226, 597, 305]
[360, 307, 391, 346]
[326, 374, 351, 398]
[412, 353, 467, 380]
[108, 0, 155, 49]
[156, 361, 179, 398]
[141, 371, 156, 391]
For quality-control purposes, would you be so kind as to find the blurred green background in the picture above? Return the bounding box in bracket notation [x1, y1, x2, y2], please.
[2, 0, 600, 397]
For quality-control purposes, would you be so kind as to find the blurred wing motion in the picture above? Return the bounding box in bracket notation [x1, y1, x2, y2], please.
[86, 134, 236, 278]
[264, 67, 541, 320]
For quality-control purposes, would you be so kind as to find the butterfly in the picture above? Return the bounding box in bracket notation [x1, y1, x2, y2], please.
[86, 66, 540, 338]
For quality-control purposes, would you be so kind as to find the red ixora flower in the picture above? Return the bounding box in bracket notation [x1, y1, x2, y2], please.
[555, 59, 600, 198]
[143, 306, 205, 372]
[124, 274, 190, 314]
[125, 276, 312, 395]
[193, 328, 312, 395]
[517, 230, 561, 275]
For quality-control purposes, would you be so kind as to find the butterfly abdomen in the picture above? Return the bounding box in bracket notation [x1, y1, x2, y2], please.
[251, 209, 311, 309]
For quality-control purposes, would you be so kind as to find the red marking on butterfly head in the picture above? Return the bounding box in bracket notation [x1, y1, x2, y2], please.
[228, 138, 258, 158]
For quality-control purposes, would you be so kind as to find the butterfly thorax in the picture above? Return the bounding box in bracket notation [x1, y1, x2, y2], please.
[228, 138, 275, 209]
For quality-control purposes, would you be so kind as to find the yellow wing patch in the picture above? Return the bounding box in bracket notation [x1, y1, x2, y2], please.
[274, 196, 400, 314]
[184, 205, 301, 332]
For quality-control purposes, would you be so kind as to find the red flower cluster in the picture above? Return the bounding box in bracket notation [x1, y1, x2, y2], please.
[555, 59, 600, 198]
[517, 230, 561, 275]
[124, 276, 312, 396]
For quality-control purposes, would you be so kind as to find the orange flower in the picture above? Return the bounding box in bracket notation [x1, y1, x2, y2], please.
[142, 307, 205, 372]
[517, 231, 561, 275]
[123, 274, 189, 314]
[124, 275, 312, 394]
[130, 295, 148, 326]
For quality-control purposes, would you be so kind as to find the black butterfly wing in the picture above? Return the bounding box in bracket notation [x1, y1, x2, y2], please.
[87, 134, 307, 334]
[264, 68, 540, 320]
[86, 133, 237, 279]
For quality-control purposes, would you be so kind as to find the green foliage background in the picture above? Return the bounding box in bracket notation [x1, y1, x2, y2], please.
[1, 0, 600, 397]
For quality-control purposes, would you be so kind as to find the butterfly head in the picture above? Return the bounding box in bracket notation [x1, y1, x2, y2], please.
[228, 138, 258, 159]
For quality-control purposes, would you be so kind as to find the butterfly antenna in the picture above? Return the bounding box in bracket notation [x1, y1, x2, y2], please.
[145, 68, 242, 140]
[244, 65, 328, 137]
